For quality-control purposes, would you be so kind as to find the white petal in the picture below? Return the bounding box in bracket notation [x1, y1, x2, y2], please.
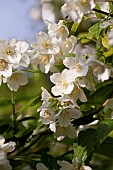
[36, 163, 48, 170]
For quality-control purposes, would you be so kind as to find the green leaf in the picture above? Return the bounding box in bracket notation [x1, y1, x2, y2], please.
[73, 143, 87, 168]
[89, 22, 103, 39]
[17, 96, 41, 117]
[55, 64, 66, 72]
[90, 81, 113, 109]
[95, 137, 113, 159]
[64, 21, 74, 32]
[41, 154, 59, 170]
[103, 47, 113, 57]
[70, 22, 80, 35]
[97, 120, 113, 143]
[78, 129, 97, 155]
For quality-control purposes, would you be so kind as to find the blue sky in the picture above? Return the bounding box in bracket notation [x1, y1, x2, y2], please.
[0, 0, 43, 42]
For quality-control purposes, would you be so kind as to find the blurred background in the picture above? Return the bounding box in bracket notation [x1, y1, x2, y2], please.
[0, 0, 63, 42]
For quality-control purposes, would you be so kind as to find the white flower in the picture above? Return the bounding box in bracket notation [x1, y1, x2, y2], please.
[36, 163, 48, 170]
[107, 28, 113, 46]
[31, 53, 54, 73]
[57, 160, 73, 170]
[61, 0, 95, 22]
[78, 71, 96, 91]
[77, 0, 95, 14]
[63, 56, 88, 80]
[3, 72, 28, 91]
[89, 60, 111, 82]
[54, 124, 76, 141]
[58, 108, 82, 127]
[100, 19, 113, 28]
[40, 108, 56, 132]
[54, 36, 77, 64]
[0, 59, 12, 77]
[38, 87, 57, 132]
[61, 0, 83, 23]
[48, 21, 69, 40]
[38, 87, 52, 111]
[0, 136, 16, 154]
[60, 83, 87, 105]
[0, 135, 16, 168]
[0, 39, 30, 68]
[50, 69, 75, 96]
[32, 32, 59, 55]
[57, 158, 92, 170]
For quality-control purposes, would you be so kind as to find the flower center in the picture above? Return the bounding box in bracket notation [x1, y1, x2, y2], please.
[0, 59, 7, 71]
[44, 110, 51, 119]
[10, 73, 18, 81]
[59, 26, 66, 34]
[72, 63, 82, 71]
[39, 55, 49, 64]
[58, 79, 68, 89]
[42, 40, 51, 49]
[4, 44, 15, 56]
[81, 0, 87, 5]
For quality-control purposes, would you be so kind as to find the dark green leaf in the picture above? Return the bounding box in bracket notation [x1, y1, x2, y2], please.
[97, 120, 113, 143]
[95, 137, 113, 159]
[90, 81, 113, 109]
[78, 129, 97, 152]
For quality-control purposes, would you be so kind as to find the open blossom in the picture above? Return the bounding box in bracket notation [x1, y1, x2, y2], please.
[88, 59, 111, 82]
[63, 56, 88, 80]
[54, 36, 77, 64]
[31, 53, 54, 73]
[48, 21, 69, 40]
[0, 136, 16, 169]
[0, 59, 12, 77]
[38, 87, 57, 132]
[38, 87, 53, 111]
[58, 107, 82, 127]
[57, 158, 92, 170]
[0, 39, 30, 68]
[54, 124, 76, 141]
[3, 71, 28, 91]
[50, 69, 75, 96]
[32, 32, 59, 55]
[40, 108, 56, 132]
[61, 0, 95, 23]
[59, 82, 87, 106]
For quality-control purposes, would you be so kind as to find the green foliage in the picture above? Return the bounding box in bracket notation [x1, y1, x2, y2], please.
[73, 143, 87, 168]
[89, 22, 103, 39]
[97, 120, 113, 143]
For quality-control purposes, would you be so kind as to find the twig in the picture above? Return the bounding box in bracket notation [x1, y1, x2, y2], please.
[93, 8, 113, 17]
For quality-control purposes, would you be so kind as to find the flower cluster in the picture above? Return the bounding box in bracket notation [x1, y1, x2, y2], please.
[0, 39, 30, 91]
[34, 18, 113, 141]
[61, 0, 95, 22]
[1, 0, 113, 169]
[0, 136, 16, 170]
